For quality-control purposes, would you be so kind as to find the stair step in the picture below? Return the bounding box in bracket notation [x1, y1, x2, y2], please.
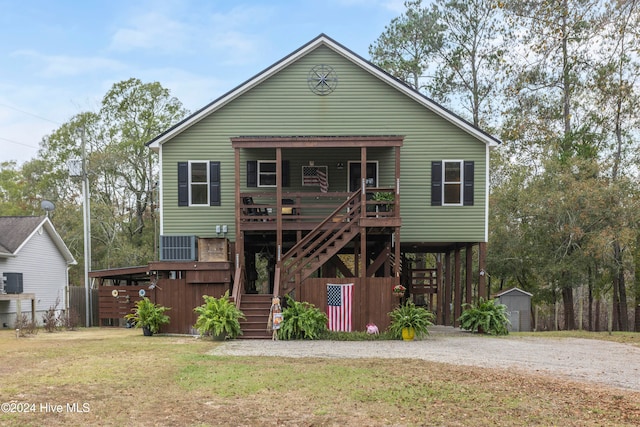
[237, 293, 274, 340]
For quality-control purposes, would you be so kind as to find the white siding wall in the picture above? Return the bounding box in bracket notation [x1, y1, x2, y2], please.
[0, 225, 69, 327]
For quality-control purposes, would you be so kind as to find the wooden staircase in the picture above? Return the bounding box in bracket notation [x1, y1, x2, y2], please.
[238, 293, 273, 339]
[278, 191, 362, 290]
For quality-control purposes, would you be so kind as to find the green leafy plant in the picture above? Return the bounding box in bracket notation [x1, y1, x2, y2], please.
[372, 191, 394, 211]
[278, 295, 328, 340]
[193, 291, 246, 339]
[458, 298, 510, 336]
[388, 302, 434, 339]
[125, 297, 171, 335]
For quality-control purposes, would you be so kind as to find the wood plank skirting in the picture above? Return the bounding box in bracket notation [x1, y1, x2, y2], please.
[98, 276, 230, 334]
[296, 277, 399, 332]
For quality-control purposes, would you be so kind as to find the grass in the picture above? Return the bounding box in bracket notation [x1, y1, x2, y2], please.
[0, 328, 639, 426]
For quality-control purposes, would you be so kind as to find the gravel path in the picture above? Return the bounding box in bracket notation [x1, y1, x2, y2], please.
[208, 326, 640, 392]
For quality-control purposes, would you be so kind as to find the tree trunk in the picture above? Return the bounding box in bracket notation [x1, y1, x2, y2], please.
[613, 241, 628, 331]
[588, 268, 593, 331]
[562, 286, 575, 330]
[595, 298, 601, 332]
[634, 233, 640, 332]
[612, 272, 620, 331]
[618, 269, 629, 331]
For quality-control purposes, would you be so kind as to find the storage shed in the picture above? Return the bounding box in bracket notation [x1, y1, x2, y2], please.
[495, 288, 532, 332]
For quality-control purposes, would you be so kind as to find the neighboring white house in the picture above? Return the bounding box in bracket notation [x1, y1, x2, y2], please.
[0, 216, 76, 327]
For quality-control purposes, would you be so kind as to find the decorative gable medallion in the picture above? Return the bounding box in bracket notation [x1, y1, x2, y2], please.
[307, 65, 338, 95]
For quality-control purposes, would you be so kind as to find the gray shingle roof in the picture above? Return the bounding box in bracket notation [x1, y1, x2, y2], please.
[0, 216, 46, 254]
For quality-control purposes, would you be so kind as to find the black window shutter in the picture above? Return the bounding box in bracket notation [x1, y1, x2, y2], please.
[282, 160, 290, 187]
[431, 161, 442, 206]
[178, 162, 188, 207]
[463, 161, 474, 206]
[209, 161, 221, 206]
[247, 160, 257, 187]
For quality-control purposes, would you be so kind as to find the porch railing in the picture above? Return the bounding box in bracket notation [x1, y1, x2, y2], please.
[239, 188, 397, 227]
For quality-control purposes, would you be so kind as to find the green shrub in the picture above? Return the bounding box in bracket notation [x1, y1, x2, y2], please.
[278, 295, 328, 340]
[193, 291, 245, 339]
[458, 298, 509, 336]
[125, 297, 171, 335]
[388, 302, 435, 339]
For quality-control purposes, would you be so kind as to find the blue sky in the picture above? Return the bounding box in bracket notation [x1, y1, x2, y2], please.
[0, 0, 405, 164]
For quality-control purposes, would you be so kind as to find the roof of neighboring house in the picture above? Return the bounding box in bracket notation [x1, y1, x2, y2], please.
[147, 33, 501, 150]
[494, 287, 533, 298]
[0, 216, 77, 264]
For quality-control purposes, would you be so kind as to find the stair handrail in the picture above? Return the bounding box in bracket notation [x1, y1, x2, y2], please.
[280, 215, 359, 285]
[273, 265, 281, 299]
[278, 190, 362, 286]
[232, 265, 244, 309]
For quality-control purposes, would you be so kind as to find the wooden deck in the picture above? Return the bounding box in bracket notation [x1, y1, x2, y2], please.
[239, 190, 400, 232]
[0, 293, 36, 322]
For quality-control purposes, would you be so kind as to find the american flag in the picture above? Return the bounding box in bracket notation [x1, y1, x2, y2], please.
[327, 283, 353, 332]
[316, 168, 328, 193]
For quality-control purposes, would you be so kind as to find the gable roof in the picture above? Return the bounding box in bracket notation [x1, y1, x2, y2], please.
[494, 287, 533, 298]
[147, 33, 501, 150]
[0, 216, 76, 264]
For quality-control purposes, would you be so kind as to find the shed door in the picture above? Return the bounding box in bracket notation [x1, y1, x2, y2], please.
[508, 311, 520, 332]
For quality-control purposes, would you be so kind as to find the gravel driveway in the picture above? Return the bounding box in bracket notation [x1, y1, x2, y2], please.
[209, 326, 640, 392]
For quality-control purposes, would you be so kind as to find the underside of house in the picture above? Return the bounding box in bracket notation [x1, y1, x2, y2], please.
[230, 136, 488, 337]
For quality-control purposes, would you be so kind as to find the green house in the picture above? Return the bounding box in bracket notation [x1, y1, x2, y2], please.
[143, 34, 499, 336]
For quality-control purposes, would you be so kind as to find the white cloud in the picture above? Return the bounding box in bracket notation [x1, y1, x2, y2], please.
[11, 50, 125, 78]
[109, 11, 190, 53]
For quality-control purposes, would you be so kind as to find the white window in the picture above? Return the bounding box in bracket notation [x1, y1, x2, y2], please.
[443, 160, 463, 205]
[258, 160, 276, 187]
[190, 161, 209, 205]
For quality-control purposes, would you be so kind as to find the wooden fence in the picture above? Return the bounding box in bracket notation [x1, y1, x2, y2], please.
[97, 279, 229, 334]
[67, 286, 99, 327]
[297, 277, 398, 331]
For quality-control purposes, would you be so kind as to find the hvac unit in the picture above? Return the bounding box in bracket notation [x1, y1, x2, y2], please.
[160, 235, 197, 261]
[3, 272, 23, 294]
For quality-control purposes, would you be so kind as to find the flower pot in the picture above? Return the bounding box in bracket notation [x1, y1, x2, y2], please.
[212, 332, 227, 341]
[142, 326, 153, 336]
[401, 327, 415, 341]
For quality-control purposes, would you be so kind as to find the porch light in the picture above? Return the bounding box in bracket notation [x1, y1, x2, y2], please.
[336, 162, 344, 170]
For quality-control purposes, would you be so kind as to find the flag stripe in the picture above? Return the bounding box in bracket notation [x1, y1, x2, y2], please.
[317, 168, 328, 193]
[327, 283, 353, 332]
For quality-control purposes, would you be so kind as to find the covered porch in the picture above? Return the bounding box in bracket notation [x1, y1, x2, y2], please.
[231, 136, 403, 296]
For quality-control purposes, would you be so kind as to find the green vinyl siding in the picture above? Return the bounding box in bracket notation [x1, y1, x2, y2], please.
[160, 45, 488, 243]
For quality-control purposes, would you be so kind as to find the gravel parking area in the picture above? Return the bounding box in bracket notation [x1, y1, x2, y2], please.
[209, 326, 640, 392]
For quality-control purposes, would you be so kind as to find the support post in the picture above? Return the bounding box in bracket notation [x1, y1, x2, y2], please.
[454, 246, 462, 327]
[81, 127, 92, 327]
[465, 243, 473, 305]
[478, 242, 487, 300]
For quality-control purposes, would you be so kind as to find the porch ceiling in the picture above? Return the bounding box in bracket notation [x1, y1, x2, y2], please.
[231, 135, 404, 148]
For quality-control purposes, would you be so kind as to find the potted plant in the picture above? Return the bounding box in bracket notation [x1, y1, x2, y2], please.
[458, 298, 510, 336]
[277, 295, 328, 340]
[388, 302, 434, 341]
[125, 297, 171, 336]
[392, 284, 406, 298]
[193, 291, 246, 340]
[372, 191, 394, 212]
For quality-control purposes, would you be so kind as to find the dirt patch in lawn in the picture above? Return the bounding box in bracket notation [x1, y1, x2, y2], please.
[1, 328, 639, 426]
